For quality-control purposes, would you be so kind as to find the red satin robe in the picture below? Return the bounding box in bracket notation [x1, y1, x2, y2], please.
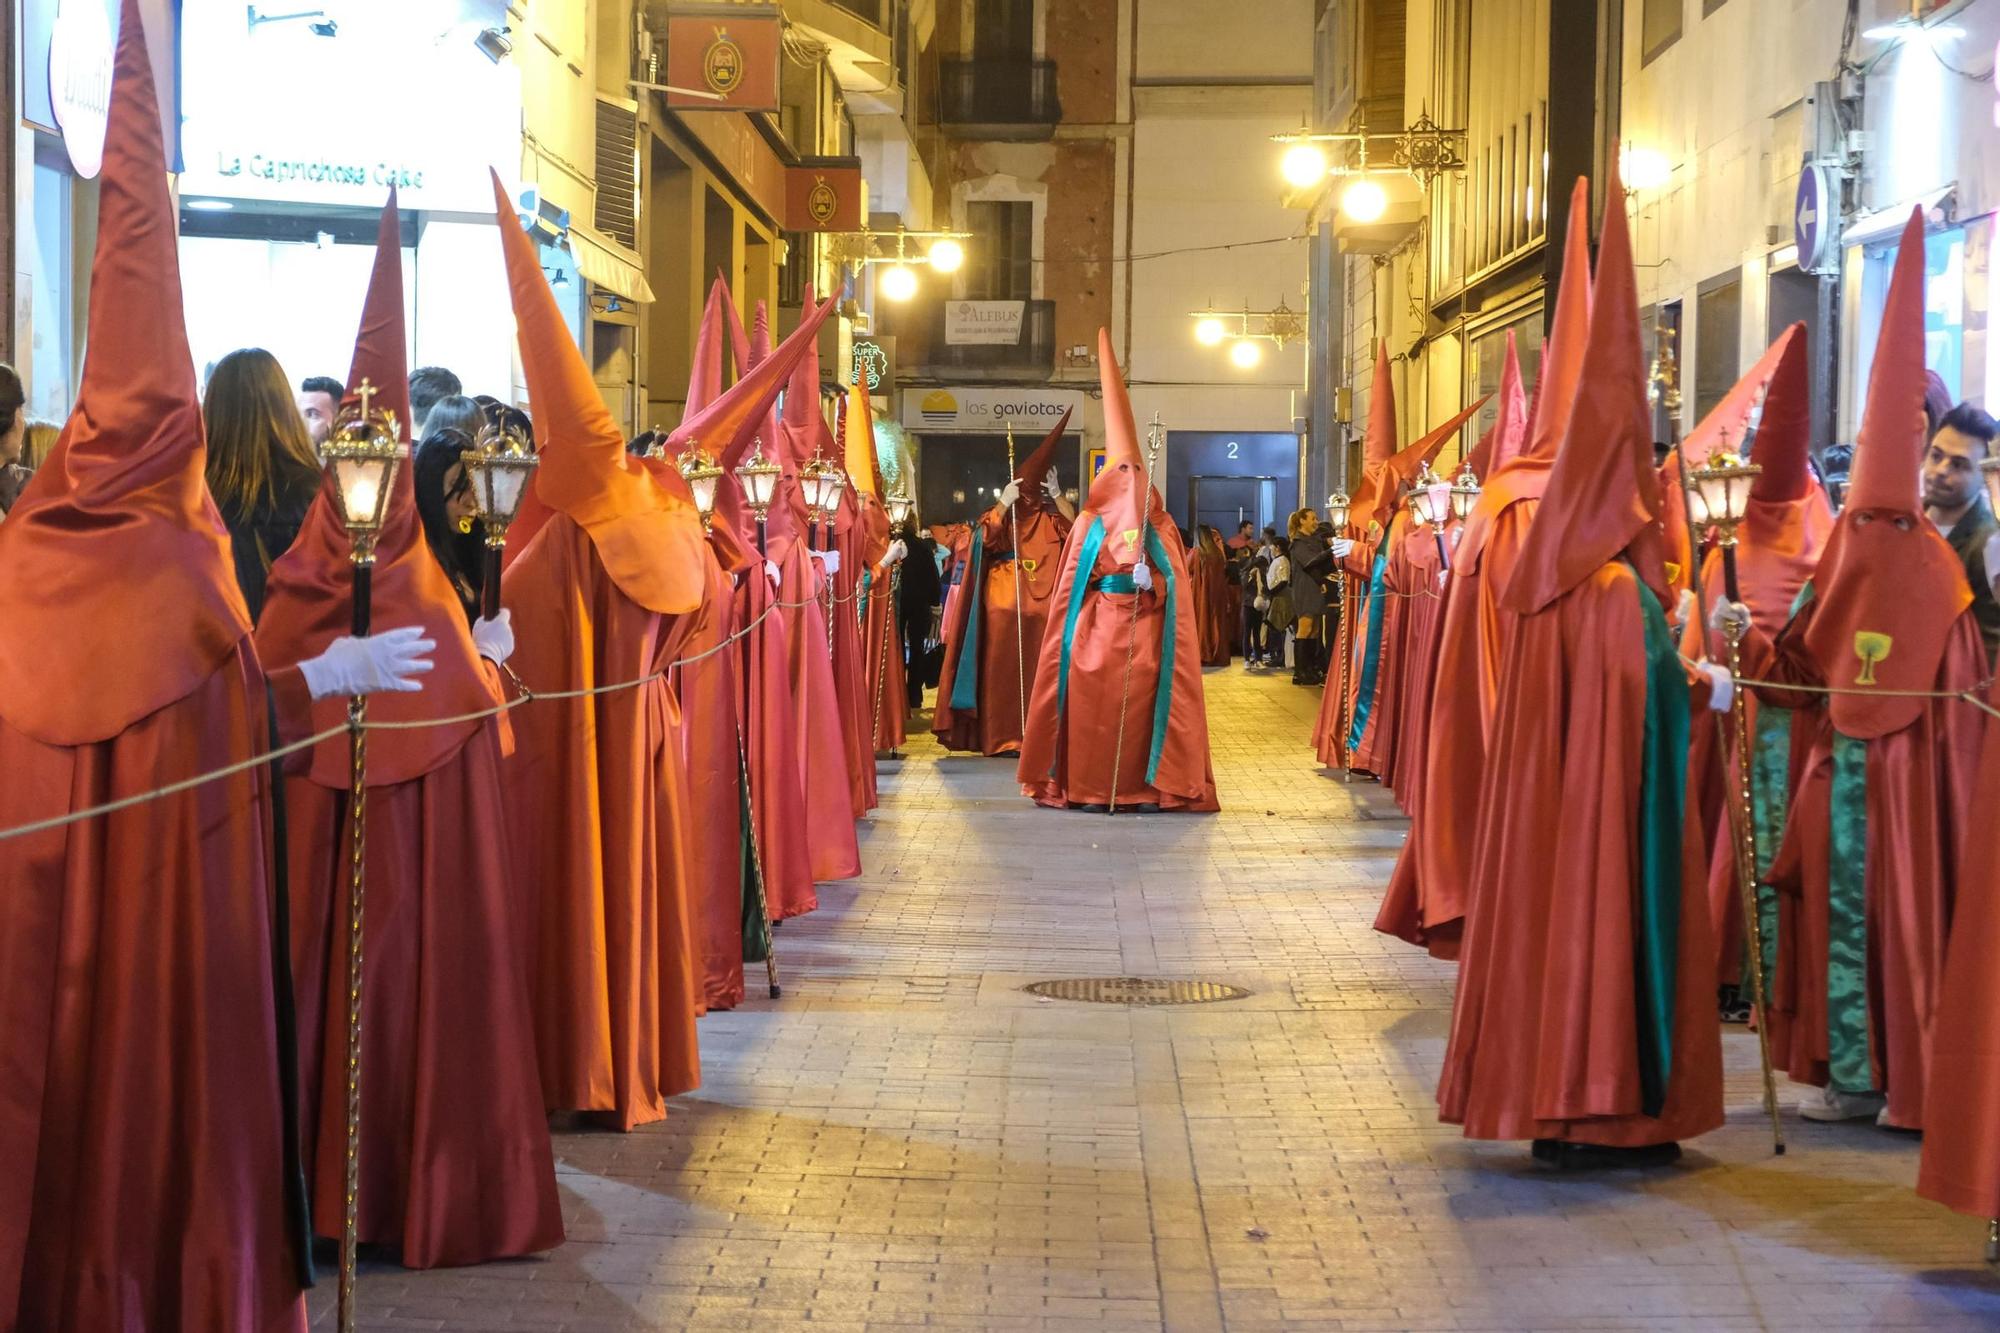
[735, 564, 819, 921]
[1352, 513, 1416, 776]
[1738, 599, 1986, 1129]
[934, 502, 1072, 755]
[1017, 519, 1217, 810]
[858, 497, 907, 754]
[1315, 523, 1386, 767]
[1384, 519, 1454, 810]
[0, 643, 308, 1331]
[1917, 671, 2000, 1215]
[501, 514, 702, 1129]
[1438, 561, 1724, 1146]
[829, 501, 880, 812]
[1192, 546, 1233, 667]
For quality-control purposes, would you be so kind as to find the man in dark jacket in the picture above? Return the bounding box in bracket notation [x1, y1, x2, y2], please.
[1924, 401, 2000, 664]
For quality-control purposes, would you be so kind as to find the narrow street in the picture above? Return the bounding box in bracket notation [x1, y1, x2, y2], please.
[318, 669, 2000, 1332]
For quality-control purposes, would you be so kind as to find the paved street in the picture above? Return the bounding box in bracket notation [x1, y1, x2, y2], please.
[317, 667, 2000, 1332]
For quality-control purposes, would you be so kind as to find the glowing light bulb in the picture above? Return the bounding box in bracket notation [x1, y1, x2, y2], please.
[1619, 146, 1672, 191]
[1194, 317, 1226, 346]
[1341, 178, 1388, 223]
[879, 263, 919, 302]
[927, 239, 964, 272]
[1229, 339, 1263, 369]
[1280, 143, 1329, 189]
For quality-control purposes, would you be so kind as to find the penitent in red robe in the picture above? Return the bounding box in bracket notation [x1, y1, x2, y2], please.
[934, 411, 1074, 756]
[0, 3, 308, 1324]
[1017, 331, 1216, 811]
[257, 194, 559, 1266]
[1192, 540, 1234, 667]
[1438, 169, 1724, 1148]
[1375, 191, 1585, 958]
[1916, 670, 2000, 1217]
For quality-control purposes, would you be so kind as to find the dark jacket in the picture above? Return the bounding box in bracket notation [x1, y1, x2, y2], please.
[219, 468, 320, 623]
[1943, 492, 1999, 665]
[1288, 530, 1332, 623]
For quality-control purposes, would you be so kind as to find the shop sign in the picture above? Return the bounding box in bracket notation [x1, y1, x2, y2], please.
[903, 386, 1087, 433]
[853, 339, 891, 392]
[48, 0, 114, 178]
[944, 301, 1026, 346]
[663, 4, 781, 112]
[1795, 164, 1839, 275]
[175, 4, 521, 213]
[786, 161, 863, 232]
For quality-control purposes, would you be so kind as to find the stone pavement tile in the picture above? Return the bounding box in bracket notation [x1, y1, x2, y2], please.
[313, 670, 2000, 1333]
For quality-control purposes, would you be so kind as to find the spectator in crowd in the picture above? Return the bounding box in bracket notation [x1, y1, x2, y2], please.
[1287, 507, 1332, 685]
[0, 362, 27, 515]
[1264, 541, 1293, 670]
[1818, 442, 1854, 510]
[423, 393, 487, 444]
[1922, 401, 2000, 662]
[202, 347, 323, 620]
[295, 373, 343, 447]
[408, 364, 463, 433]
[1227, 518, 1255, 552]
[899, 525, 942, 708]
[412, 426, 487, 623]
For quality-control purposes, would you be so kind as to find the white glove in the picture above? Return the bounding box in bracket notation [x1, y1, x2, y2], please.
[1699, 661, 1734, 712]
[471, 610, 514, 666]
[1131, 561, 1154, 592]
[998, 480, 1022, 509]
[1437, 569, 1448, 590]
[1254, 595, 1269, 611]
[1984, 531, 2000, 593]
[1330, 538, 1355, 559]
[1674, 587, 1697, 629]
[298, 626, 436, 701]
[811, 548, 842, 577]
[765, 559, 782, 587]
[885, 539, 908, 565]
[1709, 599, 1752, 640]
[1043, 472, 1063, 498]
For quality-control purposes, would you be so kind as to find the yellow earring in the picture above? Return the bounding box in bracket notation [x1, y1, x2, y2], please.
[456, 516, 475, 535]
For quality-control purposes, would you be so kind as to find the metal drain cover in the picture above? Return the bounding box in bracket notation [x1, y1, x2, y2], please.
[1024, 977, 1251, 1006]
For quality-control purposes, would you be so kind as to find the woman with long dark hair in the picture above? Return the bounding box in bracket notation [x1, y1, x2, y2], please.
[412, 426, 487, 623]
[203, 346, 322, 619]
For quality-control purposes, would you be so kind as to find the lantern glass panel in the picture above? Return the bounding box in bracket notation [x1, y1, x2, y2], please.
[1325, 491, 1350, 531]
[334, 455, 393, 530]
[485, 463, 531, 521]
[687, 472, 720, 516]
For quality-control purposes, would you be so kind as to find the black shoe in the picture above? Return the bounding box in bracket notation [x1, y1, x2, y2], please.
[1717, 984, 1751, 1025]
[1071, 802, 1110, 814]
[1531, 1139, 1682, 1171]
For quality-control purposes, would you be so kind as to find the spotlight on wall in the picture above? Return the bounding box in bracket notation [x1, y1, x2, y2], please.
[1340, 178, 1388, 223]
[475, 25, 513, 63]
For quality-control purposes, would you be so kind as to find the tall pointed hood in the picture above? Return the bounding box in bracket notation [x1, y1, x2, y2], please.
[1464, 332, 1529, 478]
[0, 0, 250, 745]
[1803, 208, 1972, 738]
[1748, 327, 1812, 503]
[258, 190, 494, 785]
[1451, 183, 1594, 579]
[1347, 342, 1400, 530]
[1012, 408, 1073, 514]
[1383, 398, 1489, 502]
[780, 286, 829, 469]
[687, 276, 729, 416]
[491, 170, 707, 614]
[1505, 164, 1670, 615]
[1084, 329, 1158, 568]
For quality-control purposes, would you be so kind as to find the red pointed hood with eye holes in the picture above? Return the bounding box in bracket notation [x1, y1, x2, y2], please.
[0, 0, 251, 746]
[1803, 209, 1972, 738]
[1463, 331, 1528, 480]
[1082, 329, 1161, 568]
[1012, 408, 1073, 516]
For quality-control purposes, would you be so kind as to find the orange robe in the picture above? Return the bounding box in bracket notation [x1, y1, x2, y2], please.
[1351, 513, 1417, 776]
[1017, 516, 1217, 810]
[934, 502, 1072, 755]
[1384, 518, 1454, 808]
[1439, 562, 1724, 1145]
[0, 647, 309, 1331]
[1192, 546, 1233, 667]
[828, 504, 880, 811]
[736, 565, 819, 921]
[1315, 526, 1384, 767]
[1917, 671, 2000, 1215]
[501, 514, 703, 1129]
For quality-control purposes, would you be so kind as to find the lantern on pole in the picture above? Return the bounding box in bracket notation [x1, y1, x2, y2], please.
[316, 378, 401, 1333]
[461, 414, 539, 620]
[1406, 461, 1452, 568]
[800, 455, 845, 548]
[885, 487, 915, 530]
[1683, 442, 1785, 1158]
[736, 440, 783, 555]
[676, 443, 725, 529]
[1324, 486, 1354, 775]
[1448, 460, 1481, 522]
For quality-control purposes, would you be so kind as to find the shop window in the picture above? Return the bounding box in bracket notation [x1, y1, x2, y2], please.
[963, 200, 1034, 300]
[1695, 268, 1742, 423]
[1467, 311, 1545, 459]
[1642, 0, 1682, 67]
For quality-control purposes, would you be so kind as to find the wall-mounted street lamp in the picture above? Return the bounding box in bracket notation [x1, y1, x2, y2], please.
[828, 225, 973, 303]
[1272, 108, 1469, 211]
[1189, 300, 1305, 371]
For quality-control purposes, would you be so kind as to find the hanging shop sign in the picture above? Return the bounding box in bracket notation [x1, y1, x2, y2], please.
[175, 4, 520, 212]
[663, 3, 781, 112]
[786, 160, 863, 232]
[903, 386, 1088, 433]
[944, 301, 1026, 346]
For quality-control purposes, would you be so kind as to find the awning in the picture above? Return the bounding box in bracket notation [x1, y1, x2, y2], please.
[566, 223, 655, 303]
[1842, 183, 1957, 247]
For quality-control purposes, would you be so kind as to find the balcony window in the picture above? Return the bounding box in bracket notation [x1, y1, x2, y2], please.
[937, 60, 1060, 136]
[964, 200, 1034, 300]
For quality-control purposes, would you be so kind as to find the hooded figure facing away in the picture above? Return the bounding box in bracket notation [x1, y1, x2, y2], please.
[1016, 332, 1217, 812]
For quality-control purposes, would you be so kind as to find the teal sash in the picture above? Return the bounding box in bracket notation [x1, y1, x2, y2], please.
[948, 529, 987, 712]
[1634, 578, 1692, 1116]
[1744, 702, 1794, 989]
[1826, 733, 1874, 1093]
[1144, 523, 1177, 785]
[1345, 550, 1391, 751]
[858, 569, 873, 624]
